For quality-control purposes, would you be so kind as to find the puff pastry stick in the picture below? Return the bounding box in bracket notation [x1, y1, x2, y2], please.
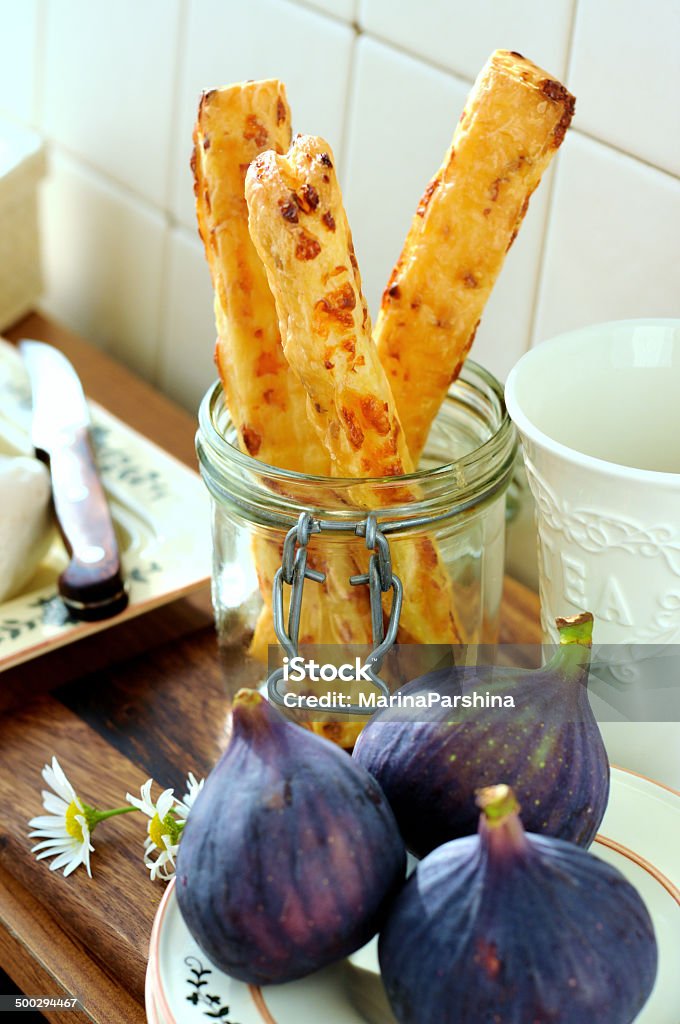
[375, 50, 575, 461]
[193, 82, 325, 654]
[193, 80, 329, 475]
[194, 82, 373, 662]
[245, 135, 462, 645]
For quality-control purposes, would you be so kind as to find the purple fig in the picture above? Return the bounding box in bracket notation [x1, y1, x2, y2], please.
[176, 689, 406, 985]
[379, 784, 657, 1024]
[353, 612, 609, 856]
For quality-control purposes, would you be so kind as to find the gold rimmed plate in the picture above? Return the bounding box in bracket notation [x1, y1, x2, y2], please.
[146, 766, 679, 1024]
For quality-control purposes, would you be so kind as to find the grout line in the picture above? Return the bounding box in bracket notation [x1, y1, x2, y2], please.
[526, 149, 679, 347]
[280, 0, 354, 30]
[32, 0, 47, 129]
[361, 28, 475, 89]
[524, 165, 558, 350]
[565, 0, 580, 80]
[525, 0, 580, 352]
[152, 0, 192, 387]
[39, 102, 676, 235]
[338, 26, 360, 186]
[570, 126, 679, 182]
[563, 0, 679, 181]
[45, 137, 174, 220]
[153, 226, 173, 391]
[169, 221, 203, 246]
[163, 0, 191, 217]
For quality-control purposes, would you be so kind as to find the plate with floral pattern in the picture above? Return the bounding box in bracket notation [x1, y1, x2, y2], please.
[147, 875, 365, 1024]
[0, 337, 211, 670]
[147, 767, 679, 1024]
[346, 766, 680, 1024]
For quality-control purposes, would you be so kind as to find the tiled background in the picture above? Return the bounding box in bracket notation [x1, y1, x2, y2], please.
[1, 0, 678, 588]
[0, 2, 678, 590]
[1, 0, 678, 414]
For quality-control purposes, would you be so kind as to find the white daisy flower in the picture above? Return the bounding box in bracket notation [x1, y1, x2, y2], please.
[126, 779, 182, 882]
[175, 772, 204, 822]
[28, 757, 95, 878]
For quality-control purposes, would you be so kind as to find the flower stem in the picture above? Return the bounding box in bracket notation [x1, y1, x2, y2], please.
[93, 805, 141, 824]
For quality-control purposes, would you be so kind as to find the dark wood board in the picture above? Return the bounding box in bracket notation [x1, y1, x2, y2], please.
[0, 314, 542, 1022]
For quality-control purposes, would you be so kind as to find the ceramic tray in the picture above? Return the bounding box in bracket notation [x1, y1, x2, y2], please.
[0, 337, 211, 671]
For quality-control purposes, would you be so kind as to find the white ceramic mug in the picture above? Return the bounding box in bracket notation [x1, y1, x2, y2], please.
[505, 320, 680, 787]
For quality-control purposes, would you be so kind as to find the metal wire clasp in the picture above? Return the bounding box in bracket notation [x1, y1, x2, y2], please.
[266, 512, 403, 715]
[271, 512, 324, 658]
[351, 514, 403, 676]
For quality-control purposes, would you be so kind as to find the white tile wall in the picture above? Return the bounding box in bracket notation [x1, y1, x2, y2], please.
[0, 0, 39, 124]
[344, 37, 556, 380]
[40, 150, 166, 379]
[569, 0, 680, 176]
[359, 0, 575, 80]
[343, 38, 471, 317]
[0, 0, 676, 432]
[534, 133, 680, 343]
[301, 0, 357, 22]
[157, 228, 218, 412]
[42, 0, 181, 204]
[172, 0, 355, 229]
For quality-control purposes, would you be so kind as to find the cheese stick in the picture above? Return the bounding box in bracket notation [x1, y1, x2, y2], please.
[245, 135, 462, 645]
[246, 135, 409, 478]
[193, 80, 329, 474]
[193, 82, 373, 666]
[193, 82, 323, 654]
[375, 50, 576, 461]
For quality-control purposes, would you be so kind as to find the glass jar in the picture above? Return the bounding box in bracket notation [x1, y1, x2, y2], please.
[196, 360, 517, 692]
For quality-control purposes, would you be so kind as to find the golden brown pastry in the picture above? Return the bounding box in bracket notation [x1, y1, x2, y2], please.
[245, 135, 462, 646]
[193, 82, 373, 671]
[193, 80, 329, 474]
[193, 81, 324, 654]
[375, 50, 576, 461]
[245, 134, 410, 477]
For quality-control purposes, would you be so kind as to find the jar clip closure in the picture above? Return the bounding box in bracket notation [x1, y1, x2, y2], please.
[266, 512, 403, 715]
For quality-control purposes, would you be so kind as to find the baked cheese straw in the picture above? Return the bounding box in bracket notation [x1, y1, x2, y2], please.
[193, 81, 373, 664]
[375, 50, 575, 461]
[193, 81, 326, 654]
[245, 135, 462, 645]
[193, 80, 329, 475]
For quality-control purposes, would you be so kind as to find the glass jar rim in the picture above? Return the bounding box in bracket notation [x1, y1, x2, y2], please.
[196, 359, 517, 525]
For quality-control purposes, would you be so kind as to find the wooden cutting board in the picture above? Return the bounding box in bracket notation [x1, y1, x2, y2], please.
[0, 579, 540, 1024]
[0, 313, 542, 1024]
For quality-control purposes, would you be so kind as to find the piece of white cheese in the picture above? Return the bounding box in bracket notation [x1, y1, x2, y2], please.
[0, 454, 53, 601]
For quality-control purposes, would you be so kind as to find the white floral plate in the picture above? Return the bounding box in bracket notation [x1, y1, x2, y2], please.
[148, 881, 364, 1024]
[146, 766, 679, 1024]
[146, 957, 163, 1024]
[0, 337, 211, 670]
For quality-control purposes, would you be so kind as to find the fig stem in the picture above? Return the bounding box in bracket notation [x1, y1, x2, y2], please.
[234, 688, 265, 709]
[546, 612, 594, 680]
[231, 687, 282, 739]
[476, 784, 521, 826]
[476, 784, 528, 853]
[555, 612, 594, 646]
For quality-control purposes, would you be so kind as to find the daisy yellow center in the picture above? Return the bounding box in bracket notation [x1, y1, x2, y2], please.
[65, 800, 85, 841]
[149, 812, 179, 850]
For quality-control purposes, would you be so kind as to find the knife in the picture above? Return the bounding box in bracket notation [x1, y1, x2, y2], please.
[20, 340, 128, 621]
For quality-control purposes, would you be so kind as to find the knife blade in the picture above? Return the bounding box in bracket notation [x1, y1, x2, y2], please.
[20, 340, 128, 620]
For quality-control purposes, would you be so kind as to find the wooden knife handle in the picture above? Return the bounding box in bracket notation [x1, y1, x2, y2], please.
[43, 428, 128, 620]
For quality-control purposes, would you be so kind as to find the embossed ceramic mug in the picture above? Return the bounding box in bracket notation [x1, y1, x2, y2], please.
[506, 320, 680, 787]
[505, 319, 680, 646]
